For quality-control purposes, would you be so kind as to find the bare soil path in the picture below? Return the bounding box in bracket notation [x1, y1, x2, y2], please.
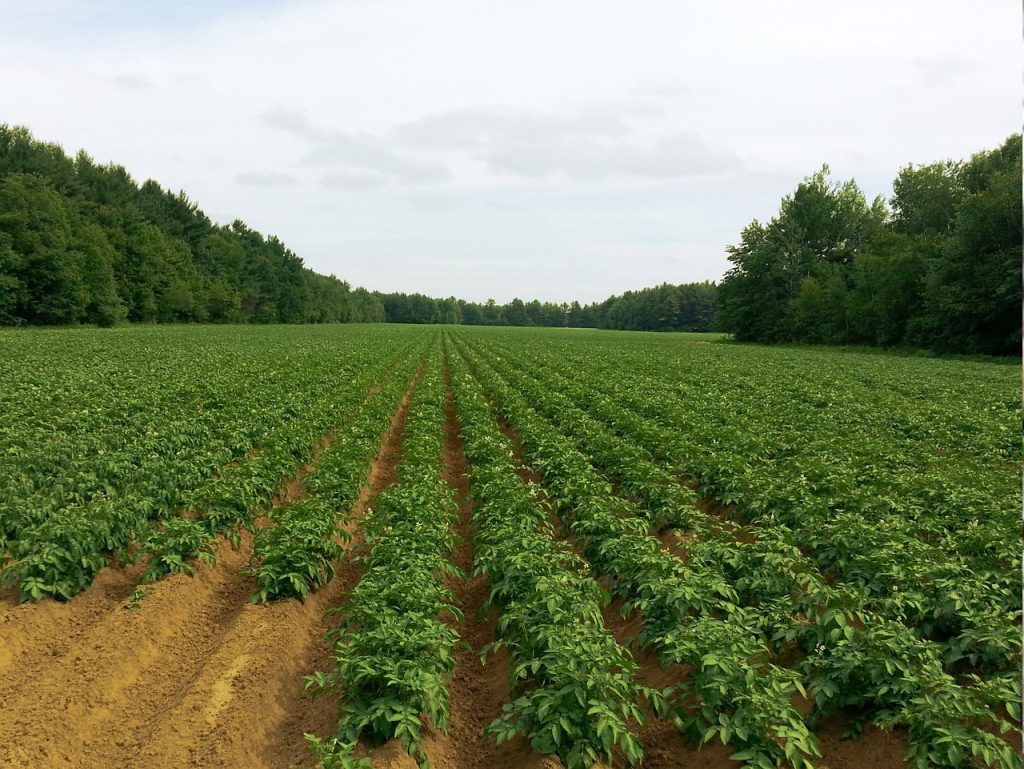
[410, 360, 559, 769]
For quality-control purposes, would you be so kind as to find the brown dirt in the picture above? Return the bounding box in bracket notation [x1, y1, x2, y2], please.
[815, 714, 911, 769]
[602, 597, 688, 694]
[657, 528, 689, 560]
[493, 413, 544, 486]
[688, 488, 754, 544]
[0, 555, 147, 677]
[268, 363, 421, 769]
[415, 361, 560, 769]
[0, 532, 259, 768]
[0, 369, 420, 769]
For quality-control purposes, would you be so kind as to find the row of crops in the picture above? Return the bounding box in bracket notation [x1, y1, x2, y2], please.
[447, 328, 1021, 769]
[0, 326, 427, 600]
[0, 324, 1018, 769]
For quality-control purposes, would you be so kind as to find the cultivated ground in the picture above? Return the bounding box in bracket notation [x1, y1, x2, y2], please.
[0, 325, 1018, 769]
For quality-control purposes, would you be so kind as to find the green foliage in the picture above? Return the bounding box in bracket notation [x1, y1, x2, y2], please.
[719, 136, 1021, 355]
[449, 347, 648, 768]
[0, 325, 425, 599]
[454, 326, 1020, 768]
[303, 734, 372, 769]
[249, 355, 418, 602]
[141, 518, 217, 580]
[0, 321, 1018, 768]
[309, 353, 462, 768]
[805, 618, 1021, 769]
[249, 499, 347, 601]
[0, 124, 385, 327]
[457, 338, 819, 767]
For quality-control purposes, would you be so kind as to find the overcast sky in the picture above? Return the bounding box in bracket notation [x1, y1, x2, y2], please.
[1, 1, 1018, 303]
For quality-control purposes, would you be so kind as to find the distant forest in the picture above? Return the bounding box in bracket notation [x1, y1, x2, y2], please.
[0, 126, 385, 326]
[719, 135, 1021, 356]
[1, 126, 1018, 354]
[0, 125, 717, 332]
[378, 281, 718, 332]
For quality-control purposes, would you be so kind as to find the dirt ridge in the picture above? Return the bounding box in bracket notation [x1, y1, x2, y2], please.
[410, 358, 559, 769]
[0, 367, 421, 769]
[277, 359, 423, 769]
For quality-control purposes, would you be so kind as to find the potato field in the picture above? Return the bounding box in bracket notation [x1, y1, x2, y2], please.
[0, 324, 1019, 769]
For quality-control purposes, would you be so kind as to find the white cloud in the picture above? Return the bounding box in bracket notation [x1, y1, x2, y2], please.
[393, 108, 633, 151]
[320, 171, 387, 191]
[912, 54, 982, 87]
[392, 107, 739, 180]
[111, 73, 151, 91]
[0, 0, 1017, 302]
[260, 108, 452, 184]
[234, 171, 299, 187]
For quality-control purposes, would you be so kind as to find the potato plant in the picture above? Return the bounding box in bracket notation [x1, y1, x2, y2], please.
[308, 353, 461, 768]
[250, 354, 420, 601]
[457, 340, 820, 768]
[449, 348, 651, 769]
[0, 327, 421, 600]
[461, 328, 1021, 769]
[140, 348, 413, 584]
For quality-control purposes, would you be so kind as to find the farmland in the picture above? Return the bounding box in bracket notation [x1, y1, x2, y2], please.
[0, 324, 1019, 769]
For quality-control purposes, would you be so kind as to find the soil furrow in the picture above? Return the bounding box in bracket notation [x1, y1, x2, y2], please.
[0, 556, 146, 676]
[0, 371, 416, 769]
[0, 532, 256, 769]
[418, 359, 559, 769]
[134, 368, 421, 769]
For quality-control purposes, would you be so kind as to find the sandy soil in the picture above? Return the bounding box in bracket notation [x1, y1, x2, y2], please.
[406, 362, 562, 769]
[0, 372, 418, 769]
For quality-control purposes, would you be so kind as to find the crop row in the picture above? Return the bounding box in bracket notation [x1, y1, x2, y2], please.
[507, 336, 1018, 599]
[452, 336, 819, 768]
[139, 351, 405, 584]
[1, 332, 425, 600]
[307, 348, 461, 768]
[489, 338, 1021, 676]
[0, 337, 287, 518]
[249, 354, 421, 602]
[0, 329, 408, 546]
[454, 333, 1021, 769]
[447, 345, 653, 769]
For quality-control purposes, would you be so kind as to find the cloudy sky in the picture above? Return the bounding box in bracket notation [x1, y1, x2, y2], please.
[1, 1, 1018, 302]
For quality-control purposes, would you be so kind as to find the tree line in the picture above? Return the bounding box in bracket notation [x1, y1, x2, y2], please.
[719, 135, 1021, 356]
[378, 281, 718, 331]
[0, 125, 385, 326]
[0, 124, 717, 332]
[3, 124, 1018, 355]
